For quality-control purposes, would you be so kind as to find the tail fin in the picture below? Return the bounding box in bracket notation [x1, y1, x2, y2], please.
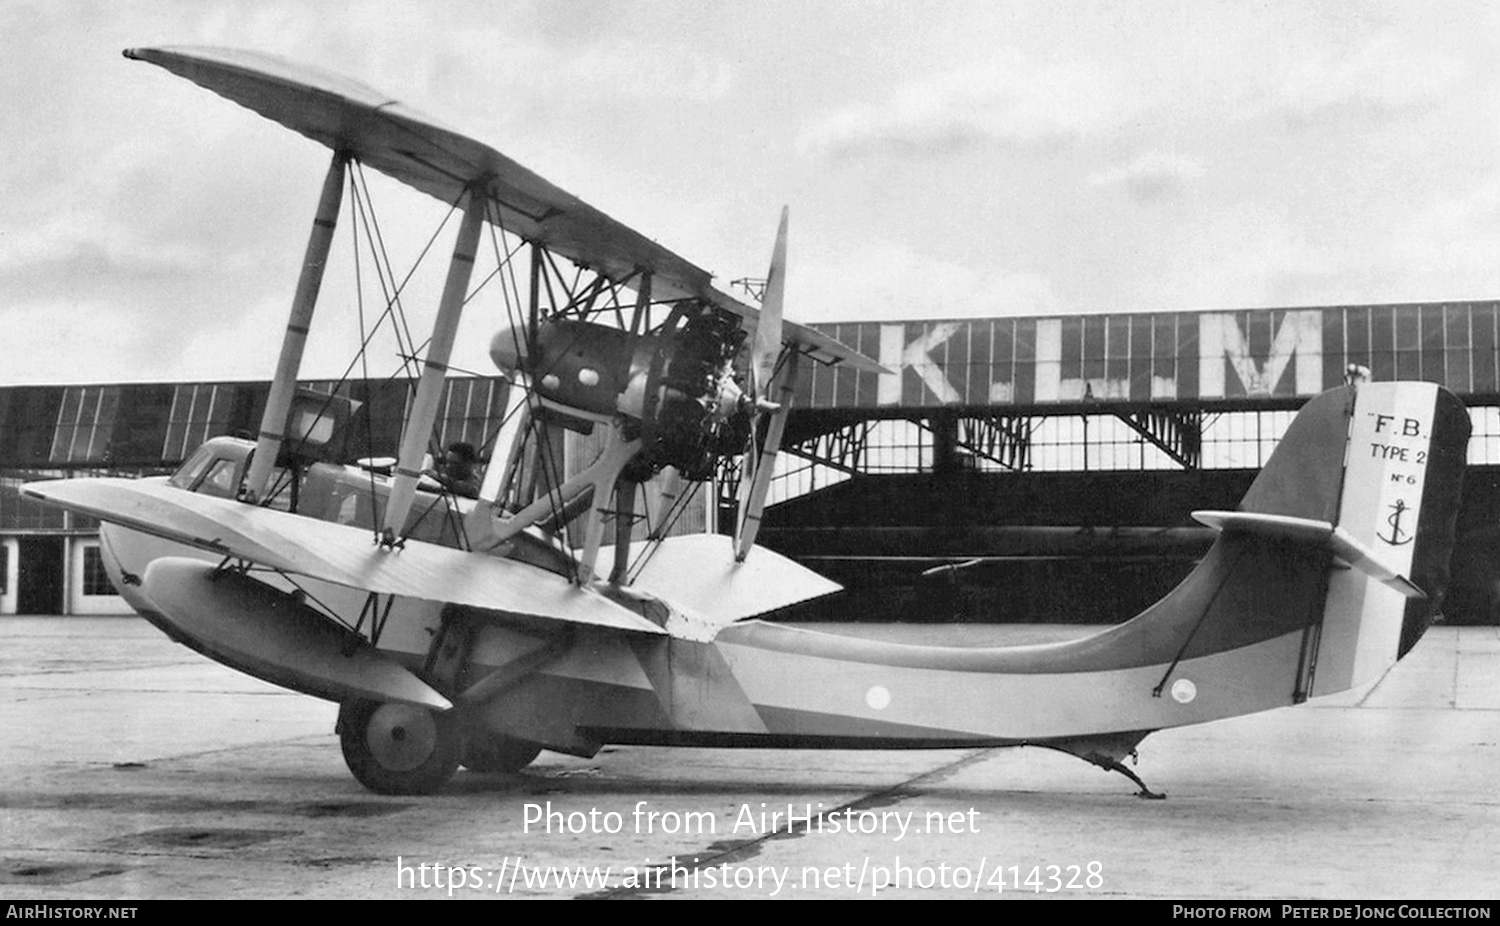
[1235, 382, 1469, 696]
[1004, 382, 1465, 748]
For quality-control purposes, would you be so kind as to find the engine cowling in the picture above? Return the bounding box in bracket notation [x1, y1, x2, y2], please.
[490, 309, 751, 480]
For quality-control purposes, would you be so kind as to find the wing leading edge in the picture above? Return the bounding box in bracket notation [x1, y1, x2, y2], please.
[24, 477, 668, 636]
[123, 45, 882, 374]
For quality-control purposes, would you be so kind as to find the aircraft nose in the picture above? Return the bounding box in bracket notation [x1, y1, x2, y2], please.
[489, 325, 526, 372]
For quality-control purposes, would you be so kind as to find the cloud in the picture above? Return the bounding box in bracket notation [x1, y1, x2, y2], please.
[798, 53, 1124, 161]
[563, 40, 734, 102]
[1210, 175, 1500, 307]
[1154, 204, 1413, 311]
[1088, 152, 1206, 203]
[1392, 171, 1500, 298]
[793, 240, 1058, 323]
[1263, 32, 1467, 126]
[0, 224, 200, 294]
[309, 17, 734, 110]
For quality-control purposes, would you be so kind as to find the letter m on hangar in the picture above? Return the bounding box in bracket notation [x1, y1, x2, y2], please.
[1199, 310, 1322, 398]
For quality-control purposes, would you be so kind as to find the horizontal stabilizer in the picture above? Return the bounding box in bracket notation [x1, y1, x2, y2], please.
[143, 557, 451, 710]
[1192, 510, 1425, 599]
[25, 478, 667, 635]
[627, 534, 841, 640]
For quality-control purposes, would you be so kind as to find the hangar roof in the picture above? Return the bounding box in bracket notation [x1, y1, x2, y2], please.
[0, 377, 507, 471]
[2, 299, 1496, 471]
[799, 299, 1500, 411]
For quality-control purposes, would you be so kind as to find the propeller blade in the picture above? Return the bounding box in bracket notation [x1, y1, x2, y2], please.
[749, 206, 788, 400]
[734, 369, 796, 562]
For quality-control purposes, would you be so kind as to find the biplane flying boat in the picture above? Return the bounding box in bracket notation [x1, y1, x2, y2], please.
[26, 47, 1470, 798]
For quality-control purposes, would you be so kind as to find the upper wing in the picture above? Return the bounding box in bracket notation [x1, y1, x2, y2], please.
[25, 477, 667, 636]
[124, 45, 882, 374]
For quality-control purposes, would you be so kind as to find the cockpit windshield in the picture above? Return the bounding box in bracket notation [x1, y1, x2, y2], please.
[167, 445, 217, 490]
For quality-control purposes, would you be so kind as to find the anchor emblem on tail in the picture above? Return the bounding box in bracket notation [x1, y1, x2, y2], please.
[1378, 499, 1414, 546]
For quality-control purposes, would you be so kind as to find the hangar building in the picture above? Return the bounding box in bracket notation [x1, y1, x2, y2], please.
[3, 298, 1498, 624]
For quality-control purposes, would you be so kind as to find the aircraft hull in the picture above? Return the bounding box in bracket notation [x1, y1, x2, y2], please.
[99, 519, 1304, 754]
[459, 593, 1313, 757]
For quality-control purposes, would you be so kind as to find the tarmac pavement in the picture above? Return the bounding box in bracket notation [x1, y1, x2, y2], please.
[1, 615, 1496, 900]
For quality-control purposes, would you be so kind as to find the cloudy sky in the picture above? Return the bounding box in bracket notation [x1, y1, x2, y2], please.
[2, 0, 1497, 385]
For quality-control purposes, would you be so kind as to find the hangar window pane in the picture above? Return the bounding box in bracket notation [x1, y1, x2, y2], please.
[436, 378, 506, 452]
[66, 391, 96, 461]
[438, 378, 467, 449]
[769, 457, 852, 506]
[865, 420, 930, 472]
[0, 472, 68, 530]
[49, 389, 80, 461]
[1024, 415, 1183, 472]
[1031, 417, 1081, 470]
[90, 390, 119, 460]
[163, 385, 233, 461]
[81, 545, 115, 597]
[1201, 411, 1289, 469]
[49, 387, 121, 464]
[1468, 406, 1500, 465]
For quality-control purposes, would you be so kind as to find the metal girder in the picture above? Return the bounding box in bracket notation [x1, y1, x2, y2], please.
[781, 420, 872, 476]
[1115, 409, 1203, 469]
[953, 414, 1033, 471]
[768, 413, 1035, 479]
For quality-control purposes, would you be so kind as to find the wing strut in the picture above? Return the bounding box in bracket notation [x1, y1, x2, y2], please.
[244, 151, 348, 503]
[381, 187, 487, 543]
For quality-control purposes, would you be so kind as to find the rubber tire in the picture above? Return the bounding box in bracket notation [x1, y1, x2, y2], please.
[461, 732, 543, 774]
[338, 699, 461, 795]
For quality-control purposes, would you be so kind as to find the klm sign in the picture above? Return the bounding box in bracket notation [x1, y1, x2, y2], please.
[802, 301, 1500, 410]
